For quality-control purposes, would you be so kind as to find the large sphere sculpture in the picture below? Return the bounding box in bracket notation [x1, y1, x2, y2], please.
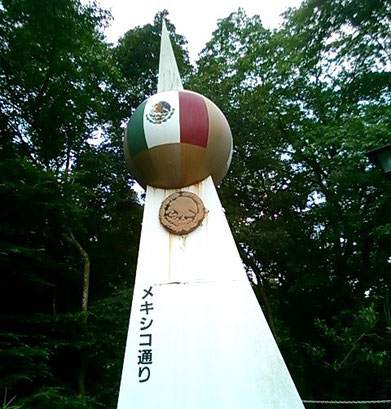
[124, 90, 232, 189]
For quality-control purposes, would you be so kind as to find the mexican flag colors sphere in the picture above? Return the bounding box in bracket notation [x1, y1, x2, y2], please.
[124, 90, 233, 188]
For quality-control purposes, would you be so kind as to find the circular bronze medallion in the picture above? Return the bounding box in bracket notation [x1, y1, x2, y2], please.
[159, 192, 206, 235]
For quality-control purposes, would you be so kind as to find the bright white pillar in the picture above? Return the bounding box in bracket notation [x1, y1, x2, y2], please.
[116, 177, 304, 409]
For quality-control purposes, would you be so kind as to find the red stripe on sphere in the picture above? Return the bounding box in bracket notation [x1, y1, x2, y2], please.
[179, 92, 208, 147]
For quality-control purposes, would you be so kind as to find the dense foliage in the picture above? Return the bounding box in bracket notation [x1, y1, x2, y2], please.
[1, 0, 390, 408]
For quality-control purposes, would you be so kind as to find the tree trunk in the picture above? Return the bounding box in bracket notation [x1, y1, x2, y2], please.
[65, 230, 90, 321]
[238, 246, 277, 339]
[64, 230, 90, 394]
[252, 281, 277, 339]
[78, 355, 88, 396]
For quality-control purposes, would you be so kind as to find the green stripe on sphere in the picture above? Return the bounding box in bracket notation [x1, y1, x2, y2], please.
[127, 99, 148, 157]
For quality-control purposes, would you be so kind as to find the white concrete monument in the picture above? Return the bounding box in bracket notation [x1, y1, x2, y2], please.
[117, 20, 304, 409]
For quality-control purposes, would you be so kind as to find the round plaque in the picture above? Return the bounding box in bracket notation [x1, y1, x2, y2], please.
[159, 192, 206, 235]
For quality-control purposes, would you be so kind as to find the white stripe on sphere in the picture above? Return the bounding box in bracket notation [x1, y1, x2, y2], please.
[144, 91, 180, 149]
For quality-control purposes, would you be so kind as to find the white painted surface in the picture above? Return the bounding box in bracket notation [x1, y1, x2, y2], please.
[117, 177, 304, 409]
[157, 20, 184, 93]
[143, 91, 180, 148]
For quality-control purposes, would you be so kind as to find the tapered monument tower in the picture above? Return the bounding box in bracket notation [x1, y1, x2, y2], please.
[117, 21, 304, 409]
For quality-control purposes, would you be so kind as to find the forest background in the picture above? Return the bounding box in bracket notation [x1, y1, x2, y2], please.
[1, 0, 390, 408]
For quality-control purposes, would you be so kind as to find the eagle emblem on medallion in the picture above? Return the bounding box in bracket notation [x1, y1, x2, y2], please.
[159, 192, 206, 235]
[146, 101, 175, 124]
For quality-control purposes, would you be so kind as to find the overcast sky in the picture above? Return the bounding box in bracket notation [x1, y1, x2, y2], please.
[96, 0, 304, 62]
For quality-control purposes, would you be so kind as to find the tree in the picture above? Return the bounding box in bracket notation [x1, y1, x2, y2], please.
[191, 3, 391, 402]
[0, 0, 140, 407]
